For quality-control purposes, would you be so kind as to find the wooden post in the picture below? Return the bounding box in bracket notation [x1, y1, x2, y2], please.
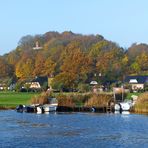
[113, 88, 116, 102]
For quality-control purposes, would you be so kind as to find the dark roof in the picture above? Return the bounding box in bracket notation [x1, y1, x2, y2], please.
[32, 76, 48, 86]
[124, 75, 148, 84]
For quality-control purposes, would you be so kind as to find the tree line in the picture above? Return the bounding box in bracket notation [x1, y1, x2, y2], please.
[0, 31, 148, 90]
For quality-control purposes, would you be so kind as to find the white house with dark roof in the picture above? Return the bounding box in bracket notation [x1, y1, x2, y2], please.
[124, 75, 148, 91]
[30, 76, 48, 89]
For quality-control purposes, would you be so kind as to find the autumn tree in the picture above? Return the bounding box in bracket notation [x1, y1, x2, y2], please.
[15, 58, 34, 79]
[15, 50, 35, 79]
[0, 57, 13, 78]
[96, 47, 124, 81]
[89, 40, 115, 58]
[6, 50, 20, 66]
[43, 57, 56, 76]
[130, 52, 148, 74]
[52, 44, 92, 90]
[18, 35, 34, 51]
[33, 52, 46, 76]
[136, 52, 148, 71]
[127, 43, 148, 61]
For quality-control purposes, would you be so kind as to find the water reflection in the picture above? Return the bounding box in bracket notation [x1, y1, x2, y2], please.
[114, 111, 130, 115]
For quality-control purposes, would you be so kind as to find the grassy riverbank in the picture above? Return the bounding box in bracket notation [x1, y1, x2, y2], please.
[0, 91, 113, 109]
[1, 91, 148, 114]
[0, 92, 39, 109]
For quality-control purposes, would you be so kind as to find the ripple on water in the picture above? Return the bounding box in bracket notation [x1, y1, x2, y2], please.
[0, 111, 148, 148]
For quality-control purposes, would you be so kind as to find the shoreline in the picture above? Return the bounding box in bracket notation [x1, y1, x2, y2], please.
[1, 106, 148, 115]
[0, 106, 16, 110]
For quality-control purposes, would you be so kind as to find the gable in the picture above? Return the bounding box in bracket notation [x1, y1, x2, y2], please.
[124, 75, 148, 84]
[32, 76, 48, 86]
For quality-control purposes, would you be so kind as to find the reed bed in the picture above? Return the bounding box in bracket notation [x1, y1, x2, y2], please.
[56, 93, 92, 107]
[84, 94, 114, 107]
[30, 92, 49, 105]
[134, 92, 148, 113]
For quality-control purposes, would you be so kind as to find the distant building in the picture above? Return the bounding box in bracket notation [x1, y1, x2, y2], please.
[33, 41, 42, 50]
[124, 75, 148, 91]
[24, 76, 53, 91]
[90, 81, 98, 85]
[30, 76, 48, 89]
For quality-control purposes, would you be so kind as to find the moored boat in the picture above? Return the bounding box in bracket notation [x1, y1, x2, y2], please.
[16, 105, 35, 113]
[36, 106, 44, 113]
[36, 98, 58, 113]
[115, 101, 133, 112]
[43, 104, 57, 112]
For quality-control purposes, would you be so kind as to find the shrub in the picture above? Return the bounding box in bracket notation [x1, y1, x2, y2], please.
[51, 77, 64, 91]
[78, 83, 90, 93]
[84, 94, 113, 107]
[15, 81, 23, 92]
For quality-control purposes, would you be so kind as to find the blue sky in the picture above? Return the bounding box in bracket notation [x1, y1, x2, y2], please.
[0, 0, 148, 55]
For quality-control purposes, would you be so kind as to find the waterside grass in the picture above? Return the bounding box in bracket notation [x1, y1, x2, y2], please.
[1, 91, 148, 114]
[0, 91, 39, 109]
[84, 94, 114, 107]
[55, 92, 114, 108]
[133, 92, 148, 114]
[30, 92, 49, 105]
[56, 93, 92, 107]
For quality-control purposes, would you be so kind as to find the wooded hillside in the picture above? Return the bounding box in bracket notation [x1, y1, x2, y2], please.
[0, 31, 148, 90]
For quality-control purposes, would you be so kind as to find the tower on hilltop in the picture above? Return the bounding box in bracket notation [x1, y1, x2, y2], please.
[33, 41, 42, 50]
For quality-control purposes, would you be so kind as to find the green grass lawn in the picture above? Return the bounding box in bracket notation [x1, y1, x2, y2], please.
[125, 92, 141, 100]
[0, 91, 40, 108]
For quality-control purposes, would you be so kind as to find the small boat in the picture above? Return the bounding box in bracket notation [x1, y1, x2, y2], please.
[114, 104, 122, 111]
[36, 104, 57, 113]
[115, 101, 132, 111]
[113, 85, 135, 112]
[36, 98, 58, 113]
[24, 106, 35, 113]
[120, 102, 131, 111]
[36, 106, 44, 113]
[16, 104, 35, 113]
[16, 104, 24, 113]
[16, 98, 58, 114]
[44, 98, 58, 112]
[43, 104, 57, 112]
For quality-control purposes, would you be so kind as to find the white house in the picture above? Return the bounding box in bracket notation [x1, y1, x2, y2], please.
[124, 75, 148, 91]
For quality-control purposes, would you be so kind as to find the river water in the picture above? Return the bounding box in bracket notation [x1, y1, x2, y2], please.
[0, 110, 148, 148]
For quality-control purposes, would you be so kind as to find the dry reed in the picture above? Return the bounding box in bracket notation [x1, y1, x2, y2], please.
[30, 92, 49, 105]
[84, 94, 113, 107]
[134, 92, 148, 113]
[57, 94, 75, 107]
